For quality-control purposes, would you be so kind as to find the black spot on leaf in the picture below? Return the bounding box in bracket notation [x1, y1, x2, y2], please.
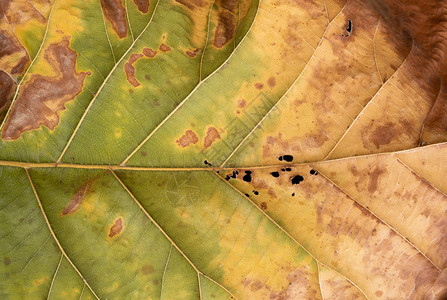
[243, 171, 252, 182]
[291, 175, 304, 185]
[271, 171, 280, 178]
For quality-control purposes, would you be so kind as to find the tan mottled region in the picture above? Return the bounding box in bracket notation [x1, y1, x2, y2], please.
[142, 48, 157, 57]
[317, 154, 447, 269]
[124, 53, 144, 87]
[224, 165, 442, 298]
[2, 38, 88, 140]
[225, 0, 408, 166]
[100, 0, 128, 38]
[318, 264, 367, 299]
[396, 143, 447, 195]
[132, 0, 149, 13]
[254, 83, 264, 90]
[432, 269, 447, 299]
[108, 217, 123, 237]
[203, 127, 221, 148]
[159, 44, 171, 52]
[364, 0, 447, 146]
[213, 0, 239, 48]
[269, 269, 321, 299]
[176, 130, 199, 147]
[60, 180, 93, 216]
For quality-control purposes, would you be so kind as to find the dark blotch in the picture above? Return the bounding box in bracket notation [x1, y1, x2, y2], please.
[245, 193, 250, 197]
[283, 155, 293, 162]
[310, 169, 318, 175]
[271, 171, 280, 178]
[253, 190, 259, 195]
[243, 171, 252, 182]
[291, 175, 304, 185]
[260, 202, 267, 210]
[3, 257, 11, 265]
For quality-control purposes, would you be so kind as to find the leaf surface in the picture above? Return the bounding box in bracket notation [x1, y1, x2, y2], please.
[0, 0, 447, 299]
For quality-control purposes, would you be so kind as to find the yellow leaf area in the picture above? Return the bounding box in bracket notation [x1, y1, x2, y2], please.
[0, 0, 447, 299]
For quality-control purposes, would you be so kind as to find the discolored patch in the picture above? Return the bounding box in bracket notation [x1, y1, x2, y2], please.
[203, 126, 221, 148]
[361, 120, 413, 150]
[175, 0, 204, 11]
[364, 0, 447, 146]
[124, 53, 143, 87]
[0, 28, 30, 76]
[2, 38, 88, 140]
[159, 44, 171, 52]
[254, 83, 264, 90]
[100, 0, 128, 38]
[141, 264, 155, 274]
[260, 202, 267, 210]
[108, 217, 123, 237]
[237, 99, 246, 108]
[132, 0, 149, 13]
[213, 0, 238, 48]
[176, 130, 199, 147]
[267, 77, 276, 88]
[368, 167, 385, 193]
[3, 257, 11, 265]
[291, 175, 304, 185]
[0, 71, 14, 113]
[60, 180, 93, 216]
[143, 48, 157, 57]
[186, 48, 200, 57]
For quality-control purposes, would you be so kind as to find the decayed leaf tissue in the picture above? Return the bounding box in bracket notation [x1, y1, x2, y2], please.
[0, 0, 446, 298]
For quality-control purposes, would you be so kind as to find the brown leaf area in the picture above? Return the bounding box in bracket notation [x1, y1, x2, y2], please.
[100, 0, 128, 38]
[2, 38, 88, 140]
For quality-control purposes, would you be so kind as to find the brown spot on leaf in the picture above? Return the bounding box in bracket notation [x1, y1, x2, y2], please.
[2, 38, 88, 140]
[141, 264, 155, 274]
[213, 0, 238, 48]
[3, 257, 11, 265]
[100, 0, 128, 38]
[176, 130, 199, 147]
[60, 180, 93, 216]
[143, 48, 157, 57]
[203, 126, 221, 148]
[159, 44, 171, 52]
[124, 53, 143, 87]
[255, 83, 264, 90]
[186, 48, 200, 57]
[132, 0, 149, 13]
[237, 99, 246, 108]
[368, 167, 385, 193]
[108, 217, 123, 237]
[267, 76, 276, 87]
[367, 122, 398, 149]
[260, 202, 267, 210]
[152, 279, 159, 285]
[375, 290, 383, 297]
[0, 71, 14, 114]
